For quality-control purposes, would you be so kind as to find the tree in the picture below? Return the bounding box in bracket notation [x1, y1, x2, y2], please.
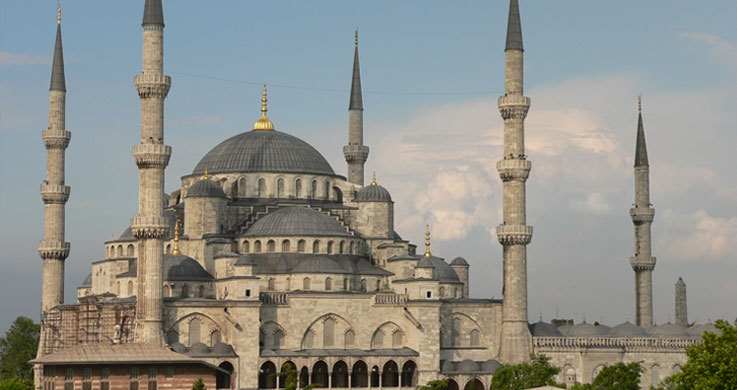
[490, 355, 562, 390]
[192, 378, 206, 390]
[657, 320, 737, 390]
[0, 317, 40, 382]
[571, 362, 641, 390]
[280, 364, 313, 390]
[0, 378, 31, 390]
[418, 379, 449, 390]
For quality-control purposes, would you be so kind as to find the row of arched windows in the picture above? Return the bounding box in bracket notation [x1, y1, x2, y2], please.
[264, 276, 378, 292]
[107, 244, 135, 258]
[259, 360, 416, 389]
[165, 319, 222, 347]
[242, 239, 357, 255]
[228, 176, 342, 201]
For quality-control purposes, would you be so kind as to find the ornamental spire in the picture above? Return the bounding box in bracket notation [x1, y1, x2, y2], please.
[50, 1, 66, 92]
[349, 30, 364, 111]
[253, 85, 275, 131]
[424, 225, 432, 257]
[172, 219, 181, 256]
[635, 96, 649, 167]
[505, 0, 524, 51]
[142, 0, 164, 27]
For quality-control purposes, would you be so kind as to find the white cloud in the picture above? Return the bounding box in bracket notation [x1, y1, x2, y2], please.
[660, 209, 737, 262]
[681, 32, 737, 69]
[0, 51, 47, 65]
[571, 192, 611, 215]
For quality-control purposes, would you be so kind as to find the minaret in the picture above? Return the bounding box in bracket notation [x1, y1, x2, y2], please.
[496, 0, 533, 363]
[675, 277, 688, 327]
[39, 3, 71, 314]
[132, 0, 171, 345]
[343, 31, 369, 186]
[629, 97, 656, 328]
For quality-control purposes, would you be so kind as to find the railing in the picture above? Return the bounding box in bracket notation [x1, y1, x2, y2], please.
[533, 336, 699, 351]
[260, 292, 288, 305]
[374, 293, 408, 305]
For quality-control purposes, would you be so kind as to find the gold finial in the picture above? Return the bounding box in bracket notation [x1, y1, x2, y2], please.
[172, 219, 181, 256]
[354, 29, 359, 47]
[637, 95, 642, 114]
[56, 0, 62, 25]
[203, 168, 209, 180]
[253, 85, 275, 131]
[371, 172, 377, 186]
[424, 224, 432, 257]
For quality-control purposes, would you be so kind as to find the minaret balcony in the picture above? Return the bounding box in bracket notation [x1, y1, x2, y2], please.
[630, 256, 656, 271]
[134, 73, 171, 98]
[40, 183, 71, 204]
[343, 144, 369, 163]
[38, 240, 70, 260]
[497, 159, 531, 181]
[498, 95, 530, 120]
[496, 224, 533, 245]
[131, 215, 169, 239]
[630, 207, 655, 223]
[133, 144, 172, 169]
[42, 129, 71, 149]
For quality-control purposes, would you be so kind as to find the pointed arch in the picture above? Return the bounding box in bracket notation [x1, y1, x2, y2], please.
[351, 361, 368, 388]
[295, 178, 303, 198]
[381, 361, 399, 387]
[401, 360, 416, 387]
[276, 177, 285, 198]
[463, 378, 484, 390]
[331, 361, 349, 388]
[311, 361, 328, 388]
[259, 361, 277, 389]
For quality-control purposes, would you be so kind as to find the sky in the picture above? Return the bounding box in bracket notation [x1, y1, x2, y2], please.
[1, 0, 736, 332]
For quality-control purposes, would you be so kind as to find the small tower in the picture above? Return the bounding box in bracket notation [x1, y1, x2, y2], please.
[353, 174, 394, 238]
[132, 0, 172, 345]
[675, 277, 688, 327]
[629, 97, 656, 328]
[343, 31, 369, 186]
[496, 0, 533, 363]
[39, 2, 71, 314]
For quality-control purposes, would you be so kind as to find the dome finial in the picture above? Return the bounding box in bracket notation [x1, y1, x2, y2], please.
[354, 29, 359, 47]
[203, 168, 209, 180]
[172, 219, 181, 256]
[424, 224, 432, 257]
[56, 0, 62, 25]
[371, 171, 377, 185]
[638, 95, 642, 114]
[253, 85, 275, 131]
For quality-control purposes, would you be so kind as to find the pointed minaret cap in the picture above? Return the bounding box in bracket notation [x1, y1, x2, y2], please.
[505, 0, 524, 51]
[50, 2, 66, 92]
[142, 0, 164, 27]
[349, 30, 364, 111]
[676, 277, 685, 286]
[635, 96, 649, 167]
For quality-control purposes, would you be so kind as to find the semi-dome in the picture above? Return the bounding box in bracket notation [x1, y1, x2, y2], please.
[529, 321, 562, 337]
[687, 323, 718, 337]
[610, 322, 648, 337]
[450, 257, 469, 266]
[192, 130, 335, 177]
[355, 182, 392, 202]
[570, 322, 610, 337]
[165, 255, 214, 281]
[243, 207, 351, 237]
[649, 323, 688, 337]
[186, 178, 226, 198]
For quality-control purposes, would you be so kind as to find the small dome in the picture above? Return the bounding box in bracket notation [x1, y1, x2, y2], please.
[416, 257, 435, 268]
[170, 342, 187, 353]
[118, 227, 135, 241]
[450, 257, 469, 266]
[414, 255, 460, 282]
[570, 322, 610, 337]
[80, 273, 92, 287]
[165, 255, 214, 281]
[243, 207, 351, 237]
[649, 323, 688, 337]
[355, 182, 392, 202]
[186, 179, 226, 198]
[529, 321, 562, 337]
[687, 323, 719, 337]
[557, 324, 573, 337]
[610, 322, 648, 337]
[190, 342, 210, 355]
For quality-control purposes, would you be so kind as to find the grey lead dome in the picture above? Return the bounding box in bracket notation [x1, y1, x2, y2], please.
[192, 130, 335, 177]
[243, 207, 351, 237]
[354, 183, 392, 202]
[186, 179, 226, 198]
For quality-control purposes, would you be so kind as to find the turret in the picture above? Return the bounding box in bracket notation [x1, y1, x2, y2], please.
[629, 97, 656, 327]
[450, 257, 470, 298]
[132, 0, 171, 345]
[343, 31, 369, 185]
[353, 174, 393, 239]
[184, 175, 226, 239]
[496, 0, 533, 363]
[675, 277, 688, 327]
[39, 3, 71, 313]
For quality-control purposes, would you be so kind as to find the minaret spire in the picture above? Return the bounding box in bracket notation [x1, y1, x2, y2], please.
[39, 0, 71, 314]
[132, 0, 171, 345]
[497, 0, 533, 363]
[344, 30, 369, 186]
[629, 97, 656, 327]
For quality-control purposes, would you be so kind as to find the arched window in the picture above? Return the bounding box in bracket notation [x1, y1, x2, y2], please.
[376, 279, 382, 291]
[311, 361, 328, 389]
[127, 281, 134, 296]
[360, 279, 367, 292]
[344, 330, 355, 348]
[351, 361, 368, 388]
[370, 366, 380, 388]
[447, 379, 459, 390]
[312, 240, 320, 253]
[339, 241, 345, 254]
[469, 329, 481, 346]
[210, 330, 221, 346]
[297, 240, 306, 253]
[299, 367, 309, 389]
[310, 180, 318, 199]
[126, 244, 135, 257]
[392, 330, 404, 347]
[381, 361, 399, 387]
[349, 241, 355, 254]
[452, 318, 462, 346]
[238, 177, 247, 198]
[163, 285, 171, 297]
[325, 277, 333, 291]
[267, 278, 275, 291]
[333, 187, 343, 203]
[440, 286, 445, 297]
[327, 241, 334, 254]
[331, 361, 348, 388]
[166, 330, 179, 345]
[188, 318, 201, 346]
[259, 362, 277, 389]
[254, 240, 262, 253]
[181, 284, 190, 298]
[267, 240, 276, 252]
[117, 245, 123, 257]
[401, 361, 417, 387]
[295, 179, 303, 198]
[242, 240, 250, 253]
[277, 178, 285, 198]
[303, 330, 315, 349]
[324, 181, 331, 200]
[463, 378, 484, 390]
[303, 277, 311, 290]
[323, 317, 335, 347]
[281, 239, 290, 252]
[273, 330, 284, 350]
[197, 285, 205, 298]
[257, 178, 267, 198]
[373, 330, 384, 348]
[343, 278, 349, 291]
[279, 362, 297, 389]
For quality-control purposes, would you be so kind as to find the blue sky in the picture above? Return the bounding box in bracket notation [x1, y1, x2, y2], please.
[1, 1, 736, 331]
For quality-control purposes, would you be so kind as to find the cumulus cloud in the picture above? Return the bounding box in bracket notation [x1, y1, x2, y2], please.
[660, 209, 737, 262]
[681, 32, 737, 69]
[0, 51, 47, 65]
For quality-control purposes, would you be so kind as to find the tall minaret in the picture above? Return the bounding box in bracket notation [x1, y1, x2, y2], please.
[675, 277, 688, 327]
[39, 3, 71, 314]
[496, 0, 533, 363]
[629, 97, 656, 328]
[343, 31, 369, 186]
[132, 0, 171, 345]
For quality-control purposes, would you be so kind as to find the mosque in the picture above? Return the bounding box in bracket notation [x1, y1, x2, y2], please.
[33, 1, 715, 389]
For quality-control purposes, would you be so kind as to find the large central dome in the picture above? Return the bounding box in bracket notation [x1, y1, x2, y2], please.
[192, 130, 335, 176]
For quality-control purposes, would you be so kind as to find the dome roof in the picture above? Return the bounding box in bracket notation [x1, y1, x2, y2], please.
[190, 343, 210, 355]
[450, 257, 469, 266]
[192, 130, 335, 177]
[355, 183, 392, 202]
[687, 323, 719, 337]
[413, 255, 460, 283]
[649, 323, 688, 337]
[610, 322, 648, 337]
[186, 179, 225, 198]
[569, 322, 610, 337]
[212, 342, 236, 356]
[170, 342, 187, 353]
[243, 207, 351, 237]
[529, 321, 562, 337]
[165, 255, 214, 281]
[80, 273, 92, 287]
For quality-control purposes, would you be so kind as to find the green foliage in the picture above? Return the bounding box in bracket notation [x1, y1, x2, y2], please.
[656, 320, 737, 390]
[281, 364, 313, 390]
[490, 355, 562, 390]
[571, 362, 641, 390]
[192, 378, 206, 390]
[0, 378, 32, 390]
[0, 317, 40, 382]
[418, 379, 449, 390]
